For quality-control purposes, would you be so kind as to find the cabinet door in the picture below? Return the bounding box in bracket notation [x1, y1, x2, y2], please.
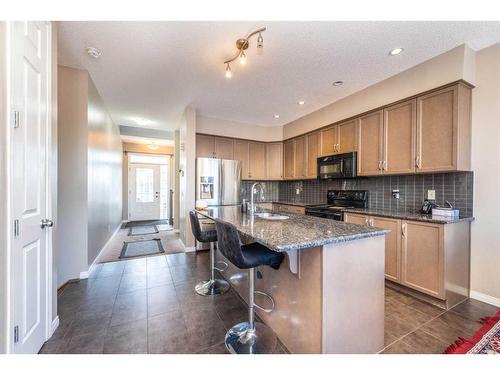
[344, 213, 369, 226]
[357, 110, 383, 176]
[294, 136, 306, 179]
[283, 139, 295, 179]
[338, 120, 356, 154]
[266, 143, 283, 180]
[416, 86, 457, 172]
[306, 132, 319, 178]
[234, 140, 250, 179]
[383, 99, 416, 174]
[320, 126, 337, 156]
[401, 221, 444, 299]
[214, 137, 234, 160]
[371, 217, 401, 283]
[248, 142, 267, 180]
[196, 134, 215, 158]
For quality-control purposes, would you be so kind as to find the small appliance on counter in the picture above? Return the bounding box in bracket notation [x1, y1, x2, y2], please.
[431, 201, 459, 218]
[420, 200, 438, 214]
[317, 152, 357, 179]
[305, 190, 368, 221]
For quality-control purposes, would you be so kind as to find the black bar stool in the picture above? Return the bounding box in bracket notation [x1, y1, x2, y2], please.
[214, 218, 284, 354]
[189, 211, 230, 296]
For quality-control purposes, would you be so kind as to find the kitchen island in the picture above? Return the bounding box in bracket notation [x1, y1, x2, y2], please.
[196, 206, 388, 354]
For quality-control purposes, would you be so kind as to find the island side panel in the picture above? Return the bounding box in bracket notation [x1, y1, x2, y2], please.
[215, 246, 323, 354]
[321, 236, 385, 354]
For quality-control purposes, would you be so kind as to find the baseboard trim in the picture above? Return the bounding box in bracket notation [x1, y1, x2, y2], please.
[80, 220, 124, 280]
[470, 290, 500, 307]
[50, 316, 60, 335]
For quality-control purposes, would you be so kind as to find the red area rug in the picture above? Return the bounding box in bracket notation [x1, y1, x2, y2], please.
[445, 309, 500, 354]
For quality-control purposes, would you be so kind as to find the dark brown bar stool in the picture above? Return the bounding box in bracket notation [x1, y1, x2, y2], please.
[214, 218, 284, 354]
[189, 211, 230, 296]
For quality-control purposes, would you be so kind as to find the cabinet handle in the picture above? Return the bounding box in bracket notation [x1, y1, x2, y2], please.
[365, 217, 369, 225]
[378, 161, 382, 170]
[370, 218, 374, 226]
[415, 156, 421, 168]
[337, 144, 340, 152]
[382, 160, 387, 170]
[402, 223, 407, 237]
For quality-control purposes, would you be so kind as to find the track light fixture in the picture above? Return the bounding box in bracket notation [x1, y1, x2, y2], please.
[224, 27, 266, 79]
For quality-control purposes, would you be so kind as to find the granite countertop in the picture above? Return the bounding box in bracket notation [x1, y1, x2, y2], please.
[343, 208, 474, 224]
[196, 206, 388, 252]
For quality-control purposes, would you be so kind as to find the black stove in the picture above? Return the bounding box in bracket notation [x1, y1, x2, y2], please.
[305, 190, 368, 221]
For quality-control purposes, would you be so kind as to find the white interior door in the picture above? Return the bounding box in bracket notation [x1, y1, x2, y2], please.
[10, 21, 51, 354]
[129, 164, 161, 221]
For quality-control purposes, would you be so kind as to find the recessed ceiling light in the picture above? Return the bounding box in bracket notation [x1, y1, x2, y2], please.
[86, 46, 102, 59]
[297, 100, 305, 105]
[332, 81, 344, 86]
[389, 47, 404, 56]
[274, 114, 280, 119]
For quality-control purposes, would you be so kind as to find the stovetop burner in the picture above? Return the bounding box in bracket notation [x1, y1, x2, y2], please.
[305, 190, 368, 221]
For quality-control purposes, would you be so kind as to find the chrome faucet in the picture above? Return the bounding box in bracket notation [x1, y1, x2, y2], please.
[249, 182, 265, 214]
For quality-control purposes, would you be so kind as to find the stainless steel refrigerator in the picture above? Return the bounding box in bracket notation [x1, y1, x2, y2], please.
[196, 158, 242, 206]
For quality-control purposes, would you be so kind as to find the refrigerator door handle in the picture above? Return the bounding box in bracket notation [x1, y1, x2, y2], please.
[219, 160, 224, 205]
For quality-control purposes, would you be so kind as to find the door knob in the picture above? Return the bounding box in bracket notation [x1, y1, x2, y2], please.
[41, 219, 54, 229]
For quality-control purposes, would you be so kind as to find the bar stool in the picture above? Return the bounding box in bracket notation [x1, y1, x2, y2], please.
[214, 218, 284, 354]
[189, 211, 230, 296]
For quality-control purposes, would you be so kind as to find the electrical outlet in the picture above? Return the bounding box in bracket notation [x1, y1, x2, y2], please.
[427, 190, 436, 200]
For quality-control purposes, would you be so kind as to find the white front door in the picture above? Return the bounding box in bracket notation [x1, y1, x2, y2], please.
[10, 21, 51, 354]
[129, 164, 161, 221]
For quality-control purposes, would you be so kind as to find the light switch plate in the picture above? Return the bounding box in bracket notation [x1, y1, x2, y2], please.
[427, 190, 436, 200]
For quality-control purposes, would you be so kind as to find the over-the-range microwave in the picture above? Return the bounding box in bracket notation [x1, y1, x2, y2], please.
[317, 152, 357, 179]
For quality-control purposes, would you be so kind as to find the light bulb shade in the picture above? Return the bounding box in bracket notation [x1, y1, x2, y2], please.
[239, 51, 246, 65]
[225, 64, 232, 78]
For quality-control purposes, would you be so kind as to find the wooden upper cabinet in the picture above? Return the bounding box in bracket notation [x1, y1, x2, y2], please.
[214, 137, 234, 160]
[401, 221, 444, 299]
[248, 142, 267, 180]
[283, 139, 295, 179]
[266, 143, 283, 180]
[294, 136, 307, 179]
[383, 99, 416, 174]
[357, 110, 384, 176]
[233, 140, 250, 179]
[196, 134, 215, 158]
[320, 127, 337, 156]
[306, 132, 319, 178]
[372, 217, 401, 283]
[416, 84, 471, 173]
[337, 120, 356, 154]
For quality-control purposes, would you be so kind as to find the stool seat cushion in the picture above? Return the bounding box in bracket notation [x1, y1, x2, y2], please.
[241, 242, 284, 270]
[215, 219, 284, 270]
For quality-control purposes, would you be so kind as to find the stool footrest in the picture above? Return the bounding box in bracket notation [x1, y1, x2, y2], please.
[253, 290, 275, 313]
[214, 260, 228, 273]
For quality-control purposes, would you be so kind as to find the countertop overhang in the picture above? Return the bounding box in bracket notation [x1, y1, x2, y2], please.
[196, 206, 388, 252]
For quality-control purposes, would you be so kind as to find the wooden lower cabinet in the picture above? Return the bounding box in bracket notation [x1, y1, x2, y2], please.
[401, 221, 444, 299]
[273, 203, 305, 215]
[344, 213, 470, 303]
[344, 213, 401, 282]
[372, 217, 401, 283]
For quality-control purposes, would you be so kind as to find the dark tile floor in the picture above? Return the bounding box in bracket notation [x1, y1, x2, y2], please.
[40, 251, 498, 354]
[40, 252, 287, 354]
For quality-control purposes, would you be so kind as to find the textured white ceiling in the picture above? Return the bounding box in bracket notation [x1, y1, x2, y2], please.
[58, 21, 500, 130]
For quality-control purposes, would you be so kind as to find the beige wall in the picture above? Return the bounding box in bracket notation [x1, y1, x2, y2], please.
[87, 77, 123, 266]
[178, 108, 197, 248]
[174, 130, 180, 230]
[197, 114, 283, 142]
[57, 65, 123, 285]
[283, 45, 475, 139]
[470, 42, 500, 303]
[57, 66, 89, 286]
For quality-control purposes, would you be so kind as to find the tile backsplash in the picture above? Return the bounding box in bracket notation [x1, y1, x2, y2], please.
[278, 172, 474, 217]
[241, 181, 280, 203]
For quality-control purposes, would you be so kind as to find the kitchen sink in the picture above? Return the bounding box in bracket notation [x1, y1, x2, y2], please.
[255, 212, 289, 220]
